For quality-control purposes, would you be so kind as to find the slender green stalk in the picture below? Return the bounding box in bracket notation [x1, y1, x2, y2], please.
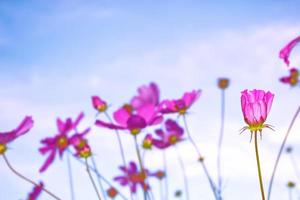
[267, 106, 300, 200]
[217, 89, 225, 199]
[2, 154, 62, 200]
[91, 156, 108, 200]
[182, 115, 219, 199]
[174, 145, 190, 200]
[289, 188, 293, 200]
[254, 132, 265, 200]
[163, 151, 169, 200]
[66, 152, 75, 200]
[85, 158, 102, 200]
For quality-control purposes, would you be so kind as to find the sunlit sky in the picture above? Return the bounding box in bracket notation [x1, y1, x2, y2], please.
[1, 1, 300, 200]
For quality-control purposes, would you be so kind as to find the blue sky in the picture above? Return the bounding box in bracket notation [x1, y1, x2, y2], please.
[0, 1, 300, 200]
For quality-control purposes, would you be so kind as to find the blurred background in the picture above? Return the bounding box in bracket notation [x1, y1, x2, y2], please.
[0, 0, 300, 199]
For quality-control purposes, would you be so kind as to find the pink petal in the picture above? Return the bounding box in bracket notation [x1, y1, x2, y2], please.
[39, 150, 56, 173]
[113, 107, 131, 127]
[95, 120, 126, 130]
[279, 36, 300, 66]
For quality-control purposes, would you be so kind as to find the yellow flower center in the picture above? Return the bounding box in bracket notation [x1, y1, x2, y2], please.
[56, 136, 68, 149]
[0, 143, 7, 154]
[142, 140, 152, 149]
[97, 104, 107, 112]
[178, 109, 186, 115]
[169, 135, 178, 145]
[130, 128, 140, 135]
[80, 148, 91, 158]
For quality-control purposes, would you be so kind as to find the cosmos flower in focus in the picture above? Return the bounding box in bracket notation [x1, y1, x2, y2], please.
[279, 36, 300, 66]
[159, 90, 201, 115]
[240, 89, 274, 133]
[280, 68, 299, 87]
[152, 119, 184, 149]
[92, 96, 108, 112]
[39, 112, 90, 172]
[27, 182, 43, 200]
[0, 116, 33, 155]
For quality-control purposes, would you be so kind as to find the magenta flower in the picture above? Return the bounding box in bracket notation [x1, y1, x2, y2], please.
[130, 82, 160, 110]
[69, 132, 92, 158]
[27, 182, 43, 200]
[240, 89, 274, 132]
[114, 162, 150, 193]
[142, 134, 153, 149]
[159, 90, 201, 115]
[0, 116, 33, 155]
[152, 119, 184, 149]
[279, 36, 300, 66]
[92, 96, 108, 112]
[39, 112, 89, 172]
[95, 104, 163, 135]
[280, 68, 299, 86]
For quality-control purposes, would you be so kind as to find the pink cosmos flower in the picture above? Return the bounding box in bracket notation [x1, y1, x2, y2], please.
[39, 112, 90, 172]
[92, 96, 108, 112]
[69, 131, 92, 158]
[130, 82, 160, 110]
[152, 119, 184, 149]
[159, 90, 201, 115]
[241, 89, 274, 132]
[280, 68, 299, 86]
[95, 104, 163, 135]
[279, 36, 300, 66]
[142, 134, 153, 149]
[0, 116, 33, 154]
[27, 182, 43, 200]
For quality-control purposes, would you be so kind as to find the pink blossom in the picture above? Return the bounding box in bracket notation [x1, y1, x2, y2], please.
[241, 89, 274, 132]
[142, 134, 153, 149]
[92, 96, 108, 112]
[0, 116, 33, 154]
[279, 36, 300, 66]
[27, 182, 43, 200]
[159, 90, 201, 115]
[95, 104, 163, 135]
[280, 68, 299, 86]
[152, 119, 184, 149]
[39, 112, 89, 172]
[130, 82, 160, 110]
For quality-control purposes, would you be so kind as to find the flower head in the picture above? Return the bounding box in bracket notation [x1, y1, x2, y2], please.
[0, 116, 33, 155]
[27, 182, 43, 200]
[218, 78, 230, 89]
[130, 82, 160, 110]
[92, 96, 108, 112]
[69, 130, 91, 158]
[152, 119, 184, 149]
[39, 112, 89, 172]
[107, 187, 118, 198]
[142, 134, 153, 149]
[241, 89, 274, 132]
[279, 36, 300, 66]
[159, 90, 201, 115]
[280, 68, 299, 87]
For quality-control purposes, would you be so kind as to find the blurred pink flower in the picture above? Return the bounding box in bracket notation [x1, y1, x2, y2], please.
[279, 36, 300, 66]
[27, 182, 43, 200]
[241, 89, 274, 132]
[130, 82, 160, 110]
[0, 116, 33, 154]
[95, 104, 163, 135]
[280, 68, 299, 86]
[69, 130, 91, 158]
[39, 112, 89, 172]
[152, 119, 184, 149]
[92, 96, 108, 112]
[142, 134, 153, 149]
[159, 90, 201, 115]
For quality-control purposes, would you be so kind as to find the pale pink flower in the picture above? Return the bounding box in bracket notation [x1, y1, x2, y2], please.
[130, 82, 160, 109]
[279, 36, 300, 66]
[92, 96, 108, 112]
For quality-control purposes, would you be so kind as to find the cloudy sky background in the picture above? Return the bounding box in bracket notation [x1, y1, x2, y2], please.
[0, 1, 300, 199]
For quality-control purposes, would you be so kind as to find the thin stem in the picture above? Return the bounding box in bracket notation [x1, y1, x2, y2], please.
[159, 179, 164, 200]
[66, 152, 75, 200]
[289, 188, 293, 200]
[217, 89, 225, 199]
[163, 151, 169, 200]
[2, 154, 62, 200]
[68, 151, 128, 200]
[133, 135, 148, 200]
[267, 106, 300, 200]
[174, 145, 190, 200]
[289, 153, 300, 183]
[91, 156, 108, 200]
[85, 158, 102, 200]
[182, 115, 219, 200]
[254, 132, 265, 200]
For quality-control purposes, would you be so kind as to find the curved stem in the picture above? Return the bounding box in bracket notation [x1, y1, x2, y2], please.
[254, 132, 265, 200]
[174, 145, 190, 200]
[182, 115, 218, 200]
[91, 156, 108, 200]
[163, 151, 169, 200]
[2, 154, 62, 200]
[85, 158, 102, 200]
[267, 106, 300, 200]
[217, 89, 225, 199]
[66, 152, 75, 200]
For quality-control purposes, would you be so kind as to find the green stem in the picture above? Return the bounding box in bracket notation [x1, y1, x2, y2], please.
[66, 152, 75, 200]
[254, 132, 265, 200]
[163, 151, 169, 200]
[85, 158, 102, 200]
